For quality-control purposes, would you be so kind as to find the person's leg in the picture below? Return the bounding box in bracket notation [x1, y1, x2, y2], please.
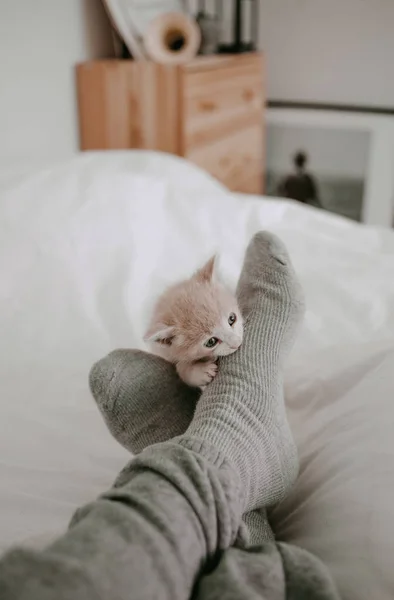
[0, 232, 304, 600]
[92, 351, 338, 600]
[89, 347, 289, 545]
[193, 543, 340, 600]
[0, 442, 239, 600]
[90, 348, 273, 546]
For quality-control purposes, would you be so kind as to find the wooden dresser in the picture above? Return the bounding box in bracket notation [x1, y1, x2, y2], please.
[76, 53, 265, 194]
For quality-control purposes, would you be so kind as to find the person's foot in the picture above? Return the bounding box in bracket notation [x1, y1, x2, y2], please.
[184, 231, 305, 512]
[90, 349, 199, 454]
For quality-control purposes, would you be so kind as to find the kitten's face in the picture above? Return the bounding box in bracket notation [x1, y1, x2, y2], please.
[145, 256, 243, 364]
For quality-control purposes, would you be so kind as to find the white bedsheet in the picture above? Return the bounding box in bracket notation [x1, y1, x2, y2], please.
[1, 150, 394, 555]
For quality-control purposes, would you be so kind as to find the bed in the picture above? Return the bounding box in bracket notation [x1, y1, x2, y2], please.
[1, 150, 394, 598]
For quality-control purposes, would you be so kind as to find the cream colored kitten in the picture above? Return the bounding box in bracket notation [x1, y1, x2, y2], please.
[144, 256, 243, 388]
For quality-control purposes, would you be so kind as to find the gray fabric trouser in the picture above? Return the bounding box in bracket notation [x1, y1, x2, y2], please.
[0, 439, 339, 600]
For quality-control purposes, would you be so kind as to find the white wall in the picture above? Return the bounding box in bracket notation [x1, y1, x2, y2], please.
[1, 1, 393, 165]
[194, 0, 394, 107]
[259, 0, 394, 107]
[0, 0, 113, 166]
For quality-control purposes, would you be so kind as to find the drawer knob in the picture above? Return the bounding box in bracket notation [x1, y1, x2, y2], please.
[219, 157, 230, 168]
[199, 100, 217, 112]
[243, 89, 255, 102]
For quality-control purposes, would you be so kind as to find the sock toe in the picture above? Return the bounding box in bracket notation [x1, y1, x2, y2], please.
[237, 231, 304, 322]
[90, 349, 159, 416]
[89, 355, 114, 410]
[256, 231, 290, 264]
[243, 231, 291, 274]
[89, 349, 199, 454]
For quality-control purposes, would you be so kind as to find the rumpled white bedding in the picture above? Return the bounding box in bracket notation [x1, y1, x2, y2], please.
[1, 151, 394, 597]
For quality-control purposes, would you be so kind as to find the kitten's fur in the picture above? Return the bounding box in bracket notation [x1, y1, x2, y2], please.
[144, 256, 243, 388]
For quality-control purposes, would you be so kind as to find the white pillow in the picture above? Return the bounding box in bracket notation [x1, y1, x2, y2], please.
[271, 341, 394, 600]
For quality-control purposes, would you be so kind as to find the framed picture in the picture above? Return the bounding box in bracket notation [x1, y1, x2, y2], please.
[265, 107, 394, 228]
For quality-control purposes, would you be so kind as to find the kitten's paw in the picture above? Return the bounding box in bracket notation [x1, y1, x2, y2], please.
[176, 361, 218, 388]
[204, 361, 218, 382]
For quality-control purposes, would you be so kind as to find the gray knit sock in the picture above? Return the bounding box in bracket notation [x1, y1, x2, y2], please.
[90, 349, 273, 546]
[90, 349, 199, 454]
[184, 231, 304, 512]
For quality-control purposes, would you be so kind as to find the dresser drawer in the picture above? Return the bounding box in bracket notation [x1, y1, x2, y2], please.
[186, 124, 263, 194]
[183, 55, 264, 151]
[77, 54, 266, 194]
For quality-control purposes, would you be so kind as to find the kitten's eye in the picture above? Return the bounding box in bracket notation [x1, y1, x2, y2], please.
[228, 313, 237, 326]
[205, 337, 219, 348]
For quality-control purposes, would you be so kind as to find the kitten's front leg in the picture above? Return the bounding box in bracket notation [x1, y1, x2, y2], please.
[176, 360, 218, 389]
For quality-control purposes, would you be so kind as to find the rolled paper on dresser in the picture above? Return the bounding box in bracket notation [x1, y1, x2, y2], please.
[144, 12, 201, 65]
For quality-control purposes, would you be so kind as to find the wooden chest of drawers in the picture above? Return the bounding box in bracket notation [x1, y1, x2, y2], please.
[77, 53, 265, 194]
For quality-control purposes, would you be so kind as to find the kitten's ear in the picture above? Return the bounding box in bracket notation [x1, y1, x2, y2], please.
[144, 324, 175, 345]
[194, 255, 216, 283]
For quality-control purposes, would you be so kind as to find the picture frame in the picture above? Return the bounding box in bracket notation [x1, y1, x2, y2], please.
[265, 106, 394, 228]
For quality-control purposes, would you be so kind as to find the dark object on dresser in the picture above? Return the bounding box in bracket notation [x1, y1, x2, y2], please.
[217, 0, 258, 54]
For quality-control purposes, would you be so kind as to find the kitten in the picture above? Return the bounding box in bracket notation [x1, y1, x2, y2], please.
[144, 256, 243, 388]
